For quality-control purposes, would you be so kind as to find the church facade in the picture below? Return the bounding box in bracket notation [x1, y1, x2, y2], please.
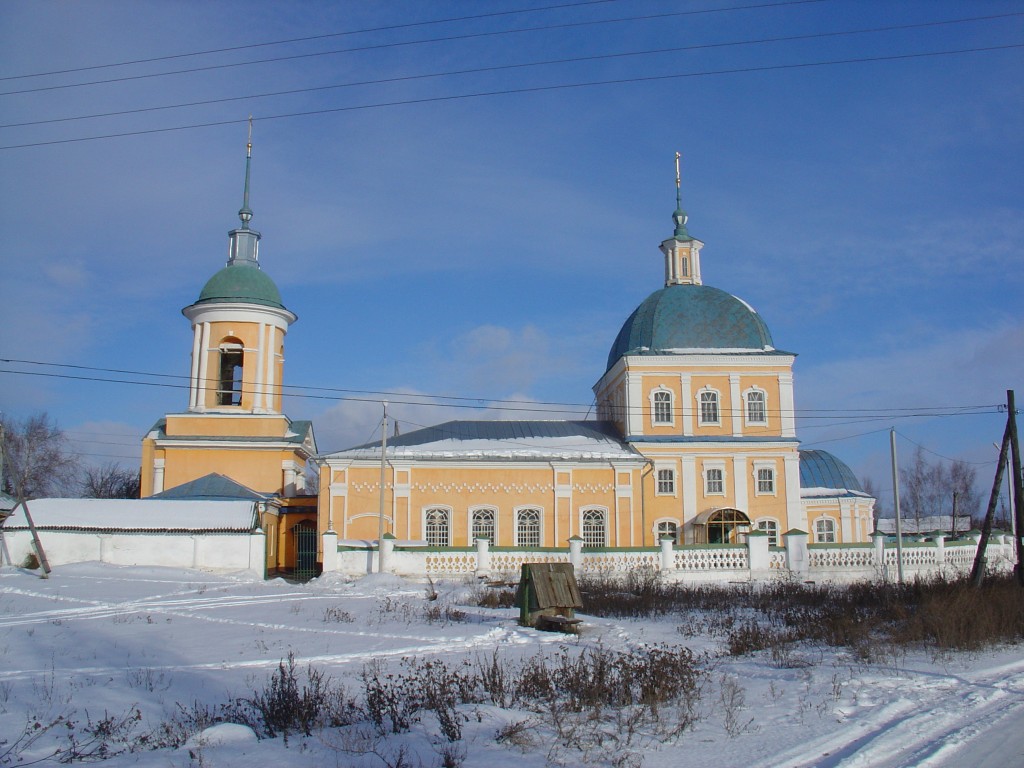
[142, 146, 874, 575]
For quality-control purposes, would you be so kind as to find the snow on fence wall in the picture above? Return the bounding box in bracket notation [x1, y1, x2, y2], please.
[323, 530, 1016, 585]
[1, 529, 266, 574]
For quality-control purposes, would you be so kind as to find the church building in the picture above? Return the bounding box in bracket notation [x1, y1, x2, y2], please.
[141, 143, 874, 575]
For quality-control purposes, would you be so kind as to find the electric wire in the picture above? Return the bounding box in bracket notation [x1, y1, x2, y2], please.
[4, 12, 1016, 130]
[2, 43, 1019, 151]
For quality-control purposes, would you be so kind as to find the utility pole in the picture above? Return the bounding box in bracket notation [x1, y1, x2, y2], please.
[377, 401, 388, 574]
[1007, 390, 1024, 587]
[971, 423, 1011, 587]
[890, 428, 905, 583]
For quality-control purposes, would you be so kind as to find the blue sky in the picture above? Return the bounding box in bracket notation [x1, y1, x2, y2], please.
[1, 0, 1021, 503]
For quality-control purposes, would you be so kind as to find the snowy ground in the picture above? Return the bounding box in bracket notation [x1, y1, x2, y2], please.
[1, 563, 1022, 767]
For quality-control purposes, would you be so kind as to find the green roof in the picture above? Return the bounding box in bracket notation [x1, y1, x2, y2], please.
[195, 262, 286, 310]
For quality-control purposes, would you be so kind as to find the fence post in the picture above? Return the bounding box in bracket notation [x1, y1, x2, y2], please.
[475, 537, 491, 578]
[568, 536, 583, 570]
[932, 532, 946, 564]
[321, 529, 339, 572]
[872, 530, 886, 567]
[659, 535, 675, 572]
[747, 530, 769, 580]
[379, 533, 395, 574]
[784, 529, 809, 577]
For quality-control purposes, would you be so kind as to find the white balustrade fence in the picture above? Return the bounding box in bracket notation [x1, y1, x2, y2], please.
[324, 530, 1017, 584]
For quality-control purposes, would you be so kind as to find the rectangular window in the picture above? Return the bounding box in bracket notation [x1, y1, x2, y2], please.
[705, 467, 724, 495]
[699, 391, 719, 425]
[757, 467, 775, 494]
[656, 468, 675, 495]
[746, 391, 767, 424]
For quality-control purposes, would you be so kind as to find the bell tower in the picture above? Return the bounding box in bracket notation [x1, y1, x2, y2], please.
[141, 132, 315, 498]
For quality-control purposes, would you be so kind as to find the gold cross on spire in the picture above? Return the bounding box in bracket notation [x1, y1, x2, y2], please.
[675, 151, 681, 190]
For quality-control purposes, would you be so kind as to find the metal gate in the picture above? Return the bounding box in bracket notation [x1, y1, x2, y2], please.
[292, 522, 318, 581]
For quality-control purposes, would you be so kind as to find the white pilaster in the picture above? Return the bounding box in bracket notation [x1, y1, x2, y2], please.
[681, 456, 697, 522]
[679, 374, 693, 436]
[730, 374, 742, 436]
[153, 458, 165, 494]
[733, 455, 748, 511]
[189, 324, 202, 410]
[626, 372, 643, 437]
[779, 373, 796, 438]
[254, 322, 267, 411]
[196, 321, 211, 409]
[783, 453, 804, 530]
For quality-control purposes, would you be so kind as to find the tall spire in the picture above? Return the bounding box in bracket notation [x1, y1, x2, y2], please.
[227, 117, 261, 267]
[672, 151, 691, 241]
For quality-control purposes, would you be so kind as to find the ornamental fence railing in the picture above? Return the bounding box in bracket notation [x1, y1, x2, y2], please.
[322, 530, 1017, 585]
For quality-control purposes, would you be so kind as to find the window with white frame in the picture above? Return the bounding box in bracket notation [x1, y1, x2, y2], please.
[471, 508, 496, 543]
[425, 508, 450, 547]
[581, 508, 606, 548]
[756, 518, 779, 546]
[516, 508, 541, 548]
[756, 466, 776, 495]
[815, 517, 836, 543]
[698, 388, 720, 425]
[652, 389, 673, 425]
[656, 520, 679, 544]
[656, 467, 675, 495]
[704, 466, 724, 495]
[745, 389, 767, 424]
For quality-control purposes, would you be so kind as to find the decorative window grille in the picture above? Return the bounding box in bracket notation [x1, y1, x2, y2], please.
[756, 519, 779, 547]
[757, 467, 775, 494]
[815, 518, 837, 543]
[653, 391, 673, 424]
[471, 508, 496, 543]
[705, 467, 724, 495]
[699, 390, 719, 424]
[656, 520, 679, 544]
[581, 509, 606, 548]
[746, 390, 767, 424]
[425, 508, 450, 547]
[516, 508, 541, 548]
[657, 468, 675, 494]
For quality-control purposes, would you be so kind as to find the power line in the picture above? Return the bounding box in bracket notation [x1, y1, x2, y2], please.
[2, 42, 1020, 152]
[0, 0, 825, 93]
[0, 0, 626, 81]
[4, 12, 1016, 130]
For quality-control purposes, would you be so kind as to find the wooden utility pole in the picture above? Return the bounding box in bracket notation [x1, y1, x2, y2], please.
[890, 428, 905, 583]
[16, 497, 51, 578]
[377, 401, 388, 574]
[971, 423, 1010, 587]
[1008, 390, 1024, 587]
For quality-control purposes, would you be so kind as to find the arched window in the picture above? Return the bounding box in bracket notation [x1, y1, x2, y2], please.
[217, 339, 244, 406]
[756, 519, 779, 547]
[656, 468, 675, 495]
[425, 508, 450, 547]
[652, 389, 673, 425]
[698, 389, 720, 425]
[581, 508, 606, 548]
[515, 508, 541, 548]
[471, 508, 496, 543]
[745, 389, 767, 424]
[656, 520, 679, 544]
[815, 518, 836, 544]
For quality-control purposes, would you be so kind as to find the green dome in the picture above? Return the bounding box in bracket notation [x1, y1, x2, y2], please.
[607, 284, 774, 371]
[196, 262, 286, 310]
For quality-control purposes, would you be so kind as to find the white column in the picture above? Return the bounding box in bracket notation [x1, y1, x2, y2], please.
[152, 458, 165, 494]
[733, 455, 748, 511]
[626, 372, 643, 437]
[660, 536, 675, 571]
[196, 322, 211, 409]
[189, 324, 202, 410]
[730, 374, 742, 436]
[266, 327, 278, 413]
[475, 538, 491, 576]
[784, 453, 804, 530]
[253, 322, 267, 411]
[679, 374, 693, 436]
[779, 372, 796, 438]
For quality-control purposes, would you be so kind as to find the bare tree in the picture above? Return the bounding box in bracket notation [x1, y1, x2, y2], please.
[898, 447, 980, 534]
[862, 476, 885, 530]
[81, 462, 141, 499]
[1, 412, 81, 500]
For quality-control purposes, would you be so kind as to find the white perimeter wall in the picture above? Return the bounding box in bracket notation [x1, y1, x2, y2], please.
[1, 530, 265, 574]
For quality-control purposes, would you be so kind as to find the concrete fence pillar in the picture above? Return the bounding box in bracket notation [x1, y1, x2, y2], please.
[321, 530, 339, 572]
[378, 534, 395, 574]
[249, 530, 266, 576]
[568, 536, 583, 570]
[872, 531, 886, 567]
[660, 535, 675, 572]
[475, 537, 491, 577]
[932, 534, 946, 564]
[747, 530, 769, 577]
[784, 529, 809, 577]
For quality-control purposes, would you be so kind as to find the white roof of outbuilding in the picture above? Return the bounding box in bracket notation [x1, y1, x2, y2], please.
[2, 498, 260, 532]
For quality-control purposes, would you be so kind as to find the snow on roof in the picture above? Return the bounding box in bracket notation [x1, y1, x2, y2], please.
[324, 420, 644, 462]
[2, 498, 259, 532]
[800, 486, 872, 499]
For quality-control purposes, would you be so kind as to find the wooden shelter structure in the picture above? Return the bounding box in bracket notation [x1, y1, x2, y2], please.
[516, 562, 583, 632]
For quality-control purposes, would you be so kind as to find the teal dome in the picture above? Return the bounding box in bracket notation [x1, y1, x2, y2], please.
[607, 284, 774, 371]
[799, 450, 865, 493]
[196, 262, 286, 310]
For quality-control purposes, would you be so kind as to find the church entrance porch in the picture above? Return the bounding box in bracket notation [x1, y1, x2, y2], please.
[692, 508, 751, 544]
